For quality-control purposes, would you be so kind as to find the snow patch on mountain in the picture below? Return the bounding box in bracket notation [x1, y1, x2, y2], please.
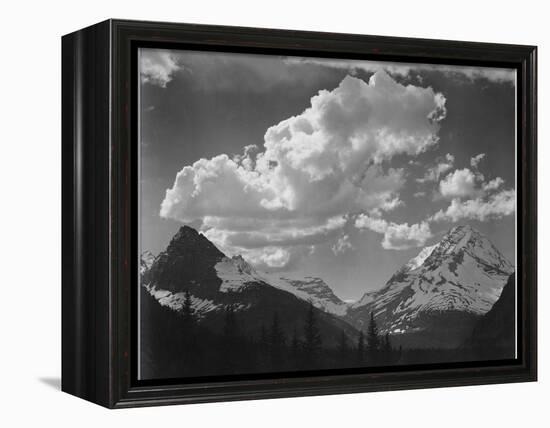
[403, 244, 437, 272]
[263, 274, 349, 316]
[145, 285, 224, 316]
[140, 251, 156, 275]
[215, 255, 266, 292]
[348, 225, 514, 335]
[212, 253, 349, 316]
[351, 290, 377, 308]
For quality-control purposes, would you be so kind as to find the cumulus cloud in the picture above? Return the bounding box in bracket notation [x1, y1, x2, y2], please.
[431, 189, 515, 222]
[160, 71, 447, 266]
[284, 58, 516, 84]
[355, 214, 432, 250]
[470, 153, 486, 168]
[140, 49, 181, 88]
[430, 156, 514, 225]
[417, 153, 455, 183]
[243, 246, 291, 269]
[438, 160, 508, 202]
[483, 177, 504, 192]
[332, 234, 354, 255]
[439, 168, 479, 199]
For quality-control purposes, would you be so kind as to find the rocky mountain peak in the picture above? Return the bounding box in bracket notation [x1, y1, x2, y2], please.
[423, 224, 513, 274]
[346, 224, 514, 344]
[140, 250, 156, 275]
[166, 225, 225, 259]
[230, 255, 256, 275]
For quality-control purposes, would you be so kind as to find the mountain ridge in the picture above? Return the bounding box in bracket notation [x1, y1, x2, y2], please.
[141, 225, 359, 347]
[345, 224, 514, 347]
[141, 224, 514, 349]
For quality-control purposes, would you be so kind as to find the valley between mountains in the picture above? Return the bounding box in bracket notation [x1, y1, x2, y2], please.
[139, 224, 516, 380]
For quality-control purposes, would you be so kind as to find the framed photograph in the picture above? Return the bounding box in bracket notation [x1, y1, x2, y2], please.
[62, 19, 537, 408]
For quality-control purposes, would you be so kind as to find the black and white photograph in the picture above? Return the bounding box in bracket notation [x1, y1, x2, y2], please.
[0, 0, 545, 422]
[138, 48, 518, 380]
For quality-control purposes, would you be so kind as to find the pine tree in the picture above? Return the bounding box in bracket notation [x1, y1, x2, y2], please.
[303, 302, 322, 366]
[223, 304, 238, 340]
[356, 331, 365, 365]
[338, 330, 349, 359]
[290, 328, 300, 364]
[259, 325, 268, 350]
[366, 311, 380, 363]
[269, 312, 286, 369]
[221, 304, 240, 372]
[382, 332, 392, 364]
[181, 289, 195, 327]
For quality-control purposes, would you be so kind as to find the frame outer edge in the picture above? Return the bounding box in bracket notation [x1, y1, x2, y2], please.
[61, 20, 113, 408]
[66, 19, 538, 409]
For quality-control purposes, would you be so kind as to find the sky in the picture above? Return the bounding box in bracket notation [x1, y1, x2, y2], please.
[138, 48, 516, 302]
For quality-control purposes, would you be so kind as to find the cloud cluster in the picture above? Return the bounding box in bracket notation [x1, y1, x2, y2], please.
[432, 161, 514, 223]
[431, 190, 515, 222]
[417, 153, 455, 183]
[285, 58, 516, 84]
[470, 153, 486, 168]
[355, 214, 432, 250]
[160, 71, 446, 267]
[439, 168, 479, 199]
[332, 234, 354, 255]
[140, 49, 181, 88]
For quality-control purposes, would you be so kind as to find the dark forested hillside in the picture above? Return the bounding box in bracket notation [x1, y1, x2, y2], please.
[464, 274, 516, 360]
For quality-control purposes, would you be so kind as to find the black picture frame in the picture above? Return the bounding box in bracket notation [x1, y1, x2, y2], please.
[62, 19, 537, 408]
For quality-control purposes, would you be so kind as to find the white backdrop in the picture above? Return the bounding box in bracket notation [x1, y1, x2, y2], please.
[0, 0, 546, 425]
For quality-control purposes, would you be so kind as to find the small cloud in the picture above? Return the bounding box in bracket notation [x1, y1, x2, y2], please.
[439, 168, 479, 199]
[331, 234, 354, 255]
[470, 153, 486, 168]
[431, 189, 515, 222]
[416, 153, 455, 183]
[140, 49, 181, 88]
[355, 214, 432, 250]
[483, 177, 504, 192]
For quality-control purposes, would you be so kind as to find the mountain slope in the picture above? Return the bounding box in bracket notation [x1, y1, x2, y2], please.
[141, 226, 358, 346]
[346, 225, 514, 348]
[263, 275, 348, 316]
[465, 273, 516, 360]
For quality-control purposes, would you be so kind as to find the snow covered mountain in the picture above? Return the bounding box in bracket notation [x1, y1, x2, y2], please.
[346, 225, 514, 347]
[140, 250, 156, 275]
[140, 226, 358, 345]
[141, 228, 348, 317]
[264, 275, 348, 316]
[141, 224, 513, 349]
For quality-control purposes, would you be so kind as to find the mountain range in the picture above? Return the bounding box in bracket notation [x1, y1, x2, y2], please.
[141, 226, 357, 347]
[140, 224, 514, 351]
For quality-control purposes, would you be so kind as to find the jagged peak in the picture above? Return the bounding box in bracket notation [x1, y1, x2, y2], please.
[173, 224, 200, 239]
[165, 225, 225, 259]
[391, 224, 512, 283]
[141, 249, 155, 258]
[228, 254, 256, 275]
[435, 224, 506, 260]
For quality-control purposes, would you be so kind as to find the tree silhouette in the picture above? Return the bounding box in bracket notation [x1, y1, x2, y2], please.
[338, 330, 349, 362]
[366, 312, 380, 364]
[382, 332, 393, 364]
[356, 331, 365, 365]
[303, 302, 322, 366]
[290, 328, 300, 364]
[269, 312, 286, 369]
[223, 304, 238, 339]
[181, 289, 195, 327]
